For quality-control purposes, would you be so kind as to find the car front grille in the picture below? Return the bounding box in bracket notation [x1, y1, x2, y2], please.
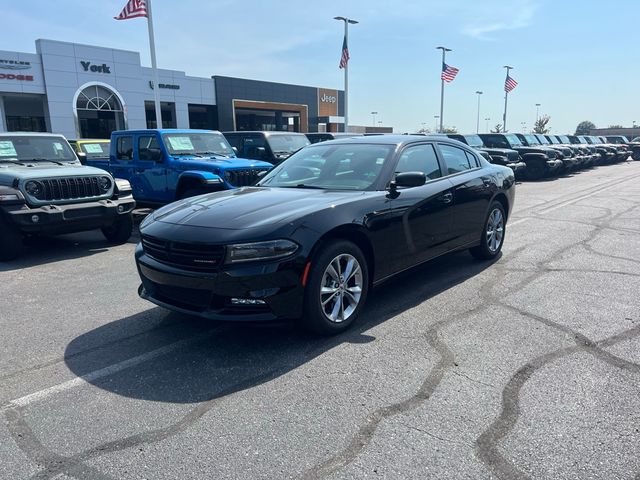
[224, 168, 268, 187]
[30, 177, 103, 202]
[141, 235, 225, 271]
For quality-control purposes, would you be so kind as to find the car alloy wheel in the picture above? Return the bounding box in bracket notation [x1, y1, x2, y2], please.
[486, 208, 504, 253]
[319, 253, 363, 323]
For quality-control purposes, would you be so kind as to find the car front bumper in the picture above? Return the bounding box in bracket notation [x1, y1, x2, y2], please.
[135, 244, 306, 322]
[2, 196, 136, 234]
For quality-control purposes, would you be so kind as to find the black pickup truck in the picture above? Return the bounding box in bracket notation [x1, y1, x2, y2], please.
[479, 133, 562, 179]
[447, 134, 526, 178]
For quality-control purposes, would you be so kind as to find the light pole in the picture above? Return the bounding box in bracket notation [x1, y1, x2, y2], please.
[436, 46, 452, 133]
[521, 121, 527, 133]
[502, 65, 513, 132]
[334, 16, 358, 132]
[371, 111, 378, 127]
[434, 115, 440, 132]
[421, 122, 427, 132]
[535, 103, 541, 123]
[485, 117, 490, 132]
[475, 91, 483, 133]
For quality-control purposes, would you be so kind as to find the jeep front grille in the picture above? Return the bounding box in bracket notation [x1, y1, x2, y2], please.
[224, 169, 268, 187]
[30, 177, 103, 201]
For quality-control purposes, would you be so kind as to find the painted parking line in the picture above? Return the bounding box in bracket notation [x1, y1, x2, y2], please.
[2, 330, 217, 411]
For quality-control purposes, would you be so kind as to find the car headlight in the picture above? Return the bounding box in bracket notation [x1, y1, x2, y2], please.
[225, 239, 299, 264]
[98, 176, 112, 192]
[24, 180, 43, 198]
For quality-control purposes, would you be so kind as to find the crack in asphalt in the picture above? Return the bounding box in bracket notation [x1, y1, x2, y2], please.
[300, 191, 640, 479]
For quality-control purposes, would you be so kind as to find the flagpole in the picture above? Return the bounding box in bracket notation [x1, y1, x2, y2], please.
[335, 17, 358, 133]
[343, 20, 349, 132]
[146, 0, 162, 128]
[502, 65, 513, 133]
[437, 46, 451, 134]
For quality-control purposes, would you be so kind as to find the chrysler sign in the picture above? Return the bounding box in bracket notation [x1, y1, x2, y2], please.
[0, 59, 31, 70]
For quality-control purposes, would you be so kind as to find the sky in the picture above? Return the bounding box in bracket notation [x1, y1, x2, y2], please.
[2, 0, 638, 134]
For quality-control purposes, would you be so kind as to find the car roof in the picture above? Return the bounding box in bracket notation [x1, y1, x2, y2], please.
[111, 129, 222, 135]
[223, 131, 308, 137]
[307, 134, 468, 148]
[0, 132, 66, 138]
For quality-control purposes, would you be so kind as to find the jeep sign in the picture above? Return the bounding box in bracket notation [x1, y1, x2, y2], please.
[318, 88, 339, 117]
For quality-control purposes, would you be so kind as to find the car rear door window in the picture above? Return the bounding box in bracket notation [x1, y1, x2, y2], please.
[465, 150, 480, 167]
[438, 144, 472, 175]
[395, 144, 442, 180]
[116, 136, 133, 160]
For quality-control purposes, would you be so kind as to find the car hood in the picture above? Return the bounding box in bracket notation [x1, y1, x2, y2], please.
[173, 157, 272, 171]
[151, 187, 373, 230]
[0, 163, 110, 185]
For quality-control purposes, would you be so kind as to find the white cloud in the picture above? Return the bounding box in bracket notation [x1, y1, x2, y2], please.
[461, 1, 539, 39]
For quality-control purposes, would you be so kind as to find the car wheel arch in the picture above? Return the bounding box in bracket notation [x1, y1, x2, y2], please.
[491, 192, 510, 220]
[308, 225, 375, 285]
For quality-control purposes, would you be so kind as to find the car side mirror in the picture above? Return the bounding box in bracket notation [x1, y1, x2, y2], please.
[231, 146, 238, 154]
[76, 152, 87, 164]
[394, 171, 427, 188]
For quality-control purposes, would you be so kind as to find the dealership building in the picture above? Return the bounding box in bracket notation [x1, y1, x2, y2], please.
[0, 39, 347, 139]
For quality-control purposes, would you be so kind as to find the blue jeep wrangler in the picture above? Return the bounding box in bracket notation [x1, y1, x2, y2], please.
[0, 133, 135, 260]
[85, 129, 272, 205]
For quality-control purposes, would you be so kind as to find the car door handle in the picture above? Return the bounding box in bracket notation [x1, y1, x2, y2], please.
[135, 168, 146, 173]
[439, 193, 453, 204]
[483, 179, 493, 187]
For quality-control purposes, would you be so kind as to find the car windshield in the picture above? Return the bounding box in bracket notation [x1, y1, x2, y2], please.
[524, 135, 540, 145]
[505, 134, 523, 146]
[559, 136, 571, 143]
[0, 136, 77, 163]
[589, 136, 602, 144]
[257, 143, 394, 190]
[80, 141, 109, 158]
[267, 134, 311, 154]
[547, 136, 559, 144]
[463, 135, 484, 148]
[580, 136, 593, 144]
[536, 135, 549, 144]
[162, 132, 236, 157]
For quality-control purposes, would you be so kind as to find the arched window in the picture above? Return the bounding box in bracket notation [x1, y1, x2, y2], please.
[73, 82, 127, 139]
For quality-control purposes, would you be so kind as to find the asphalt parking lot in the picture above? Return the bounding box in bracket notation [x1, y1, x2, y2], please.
[2, 161, 640, 480]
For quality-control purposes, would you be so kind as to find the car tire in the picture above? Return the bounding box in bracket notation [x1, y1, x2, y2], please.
[101, 214, 133, 244]
[302, 240, 369, 335]
[526, 160, 546, 180]
[0, 216, 24, 261]
[470, 201, 506, 261]
[632, 149, 640, 161]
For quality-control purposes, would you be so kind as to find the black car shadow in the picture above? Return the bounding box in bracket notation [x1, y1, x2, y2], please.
[64, 251, 499, 404]
[0, 210, 150, 273]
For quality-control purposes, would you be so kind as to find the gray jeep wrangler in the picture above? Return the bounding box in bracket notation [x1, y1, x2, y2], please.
[0, 133, 135, 260]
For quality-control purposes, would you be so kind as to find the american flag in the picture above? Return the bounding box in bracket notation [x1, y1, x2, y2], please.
[339, 35, 349, 69]
[505, 75, 518, 93]
[441, 63, 460, 83]
[114, 0, 147, 20]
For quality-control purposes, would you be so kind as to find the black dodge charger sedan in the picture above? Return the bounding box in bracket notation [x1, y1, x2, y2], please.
[135, 136, 515, 334]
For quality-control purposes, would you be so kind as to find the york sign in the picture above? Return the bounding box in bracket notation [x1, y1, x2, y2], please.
[80, 61, 111, 74]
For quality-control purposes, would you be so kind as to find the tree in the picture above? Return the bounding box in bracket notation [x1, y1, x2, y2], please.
[416, 127, 431, 134]
[533, 115, 551, 134]
[442, 126, 458, 134]
[608, 124, 624, 129]
[491, 124, 503, 133]
[575, 121, 596, 135]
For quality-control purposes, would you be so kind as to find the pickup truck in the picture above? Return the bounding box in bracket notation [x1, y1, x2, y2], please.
[479, 133, 563, 179]
[0, 133, 135, 260]
[86, 129, 273, 205]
